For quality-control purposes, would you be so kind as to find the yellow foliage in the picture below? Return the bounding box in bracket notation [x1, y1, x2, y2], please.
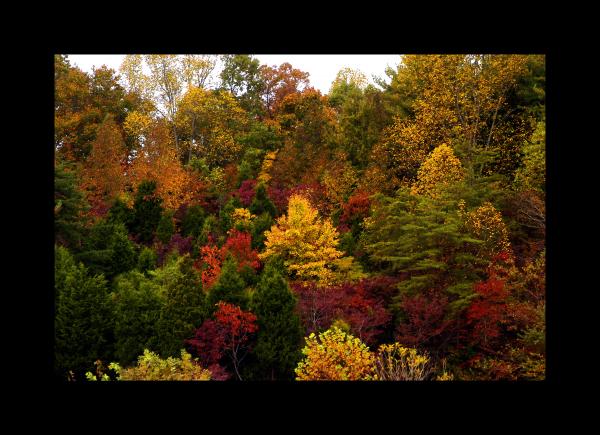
[374, 343, 431, 381]
[259, 194, 343, 284]
[257, 150, 278, 185]
[411, 143, 465, 197]
[232, 207, 255, 230]
[460, 201, 512, 260]
[295, 327, 376, 381]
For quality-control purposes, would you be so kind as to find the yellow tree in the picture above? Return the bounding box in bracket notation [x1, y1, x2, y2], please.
[411, 143, 465, 198]
[295, 327, 375, 381]
[460, 200, 512, 261]
[259, 194, 343, 284]
[176, 87, 247, 167]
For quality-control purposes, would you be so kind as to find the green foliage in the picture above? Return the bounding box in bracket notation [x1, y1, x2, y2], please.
[250, 212, 274, 251]
[156, 210, 175, 244]
[360, 189, 487, 313]
[55, 246, 114, 378]
[137, 246, 157, 274]
[248, 261, 303, 380]
[513, 120, 545, 193]
[131, 180, 164, 244]
[76, 221, 136, 282]
[249, 183, 277, 218]
[54, 161, 90, 249]
[219, 54, 265, 117]
[207, 255, 249, 312]
[181, 205, 206, 238]
[111, 271, 163, 365]
[220, 197, 243, 234]
[152, 255, 205, 358]
[107, 197, 134, 229]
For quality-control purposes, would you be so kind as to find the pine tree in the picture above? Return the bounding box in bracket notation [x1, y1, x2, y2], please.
[249, 183, 277, 218]
[55, 246, 114, 379]
[153, 255, 206, 358]
[55, 161, 89, 250]
[131, 180, 163, 244]
[111, 271, 163, 365]
[207, 255, 249, 312]
[137, 246, 157, 275]
[249, 261, 303, 380]
[156, 210, 175, 244]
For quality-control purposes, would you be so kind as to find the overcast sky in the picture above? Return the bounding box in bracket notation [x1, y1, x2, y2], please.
[66, 54, 402, 94]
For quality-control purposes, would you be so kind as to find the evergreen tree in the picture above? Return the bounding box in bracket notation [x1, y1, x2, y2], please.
[156, 210, 175, 244]
[181, 205, 205, 238]
[55, 161, 89, 250]
[107, 197, 134, 229]
[137, 246, 157, 275]
[154, 255, 206, 358]
[207, 255, 249, 312]
[249, 183, 277, 218]
[250, 212, 274, 251]
[249, 260, 303, 380]
[55, 246, 114, 379]
[131, 180, 163, 244]
[112, 271, 163, 365]
[76, 221, 136, 282]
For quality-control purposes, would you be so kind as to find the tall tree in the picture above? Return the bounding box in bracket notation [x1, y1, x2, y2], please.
[249, 261, 303, 380]
[55, 246, 114, 379]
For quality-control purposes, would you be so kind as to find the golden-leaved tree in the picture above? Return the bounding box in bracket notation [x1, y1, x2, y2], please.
[295, 327, 376, 381]
[411, 143, 465, 197]
[259, 194, 343, 284]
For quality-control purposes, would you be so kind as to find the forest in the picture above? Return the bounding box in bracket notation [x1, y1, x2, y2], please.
[54, 54, 545, 381]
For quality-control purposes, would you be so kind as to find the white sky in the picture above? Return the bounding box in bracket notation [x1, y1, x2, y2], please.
[66, 54, 402, 94]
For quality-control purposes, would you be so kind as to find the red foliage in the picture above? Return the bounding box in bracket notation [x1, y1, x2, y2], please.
[395, 290, 453, 349]
[466, 277, 509, 349]
[292, 278, 394, 345]
[195, 244, 222, 290]
[221, 229, 261, 272]
[339, 190, 371, 232]
[186, 302, 258, 380]
[235, 179, 257, 207]
[194, 231, 261, 290]
[267, 184, 290, 215]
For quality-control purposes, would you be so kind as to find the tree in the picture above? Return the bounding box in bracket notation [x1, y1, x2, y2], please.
[206, 255, 249, 311]
[176, 87, 247, 167]
[75, 221, 136, 281]
[153, 255, 205, 358]
[55, 246, 114, 379]
[80, 116, 128, 214]
[411, 143, 465, 198]
[156, 210, 175, 244]
[130, 180, 163, 244]
[137, 246, 157, 274]
[220, 54, 265, 117]
[259, 194, 343, 284]
[514, 119, 545, 193]
[360, 189, 488, 313]
[55, 160, 89, 249]
[295, 327, 375, 381]
[259, 62, 310, 118]
[249, 261, 303, 380]
[373, 343, 432, 381]
[459, 200, 512, 262]
[249, 182, 277, 218]
[111, 271, 163, 365]
[186, 302, 258, 380]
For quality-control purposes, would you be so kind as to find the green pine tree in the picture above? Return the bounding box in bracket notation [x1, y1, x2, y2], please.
[55, 246, 114, 379]
[131, 180, 163, 244]
[153, 255, 205, 358]
[156, 210, 175, 244]
[249, 260, 303, 380]
[249, 183, 277, 218]
[206, 255, 249, 312]
[111, 271, 163, 366]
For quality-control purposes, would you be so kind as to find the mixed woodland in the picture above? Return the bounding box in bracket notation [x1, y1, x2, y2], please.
[54, 54, 545, 381]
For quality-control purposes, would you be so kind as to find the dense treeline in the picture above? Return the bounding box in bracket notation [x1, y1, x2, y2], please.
[55, 54, 545, 381]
